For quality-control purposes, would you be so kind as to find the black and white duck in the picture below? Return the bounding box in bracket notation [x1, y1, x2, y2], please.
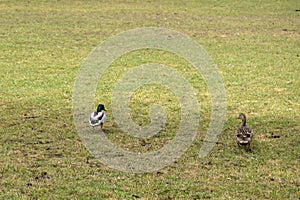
[89, 104, 106, 129]
[235, 113, 254, 151]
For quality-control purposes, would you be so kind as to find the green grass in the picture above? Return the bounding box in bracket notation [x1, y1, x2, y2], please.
[1, 0, 299, 199]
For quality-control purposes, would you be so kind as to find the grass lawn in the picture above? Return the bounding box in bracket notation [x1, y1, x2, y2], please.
[1, 0, 299, 199]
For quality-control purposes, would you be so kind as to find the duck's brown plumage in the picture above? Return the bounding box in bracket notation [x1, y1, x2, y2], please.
[235, 113, 254, 150]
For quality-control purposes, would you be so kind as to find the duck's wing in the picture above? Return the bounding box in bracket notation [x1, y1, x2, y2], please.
[235, 132, 244, 140]
[244, 126, 253, 138]
[236, 126, 253, 142]
[89, 112, 102, 126]
[237, 126, 252, 135]
[89, 112, 98, 120]
[100, 112, 106, 123]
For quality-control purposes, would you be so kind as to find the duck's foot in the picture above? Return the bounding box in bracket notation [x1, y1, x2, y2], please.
[247, 143, 252, 151]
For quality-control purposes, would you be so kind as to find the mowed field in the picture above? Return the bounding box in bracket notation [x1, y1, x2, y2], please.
[1, 0, 299, 199]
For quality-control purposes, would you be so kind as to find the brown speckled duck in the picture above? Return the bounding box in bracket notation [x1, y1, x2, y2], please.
[235, 113, 254, 151]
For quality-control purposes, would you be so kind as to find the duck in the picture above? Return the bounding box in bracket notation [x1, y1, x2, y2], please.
[89, 104, 106, 129]
[235, 113, 254, 151]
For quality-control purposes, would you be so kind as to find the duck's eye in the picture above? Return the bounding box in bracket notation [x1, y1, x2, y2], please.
[245, 133, 251, 137]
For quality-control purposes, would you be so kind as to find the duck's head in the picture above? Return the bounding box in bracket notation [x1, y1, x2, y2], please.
[238, 113, 247, 125]
[97, 104, 106, 112]
[238, 113, 246, 120]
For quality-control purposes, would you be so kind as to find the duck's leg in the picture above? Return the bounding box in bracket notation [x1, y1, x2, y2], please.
[100, 123, 104, 130]
[247, 143, 252, 151]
